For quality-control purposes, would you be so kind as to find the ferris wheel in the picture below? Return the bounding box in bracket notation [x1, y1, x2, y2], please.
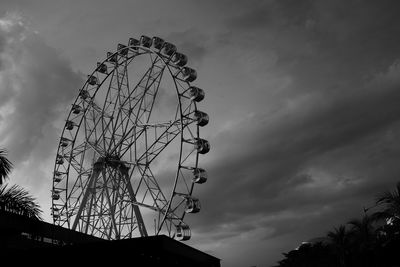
[51, 35, 209, 241]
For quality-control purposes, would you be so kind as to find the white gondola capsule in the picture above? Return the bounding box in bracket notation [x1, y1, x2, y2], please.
[195, 138, 210, 154]
[54, 171, 63, 182]
[188, 86, 205, 102]
[176, 224, 191, 241]
[60, 137, 69, 147]
[171, 52, 188, 67]
[51, 207, 59, 216]
[152, 36, 165, 50]
[79, 90, 90, 100]
[161, 42, 177, 56]
[72, 104, 82, 114]
[56, 154, 64, 164]
[118, 43, 128, 56]
[182, 67, 197, 82]
[88, 75, 98, 86]
[51, 207, 59, 212]
[107, 52, 118, 63]
[185, 197, 201, 213]
[140, 35, 152, 48]
[96, 62, 107, 74]
[65, 120, 75, 130]
[194, 110, 209, 127]
[128, 38, 139, 50]
[193, 168, 207, 184]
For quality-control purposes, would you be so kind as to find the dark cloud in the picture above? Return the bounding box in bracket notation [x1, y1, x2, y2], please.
[194, 69, 400, 220]
[183, 3, 400, 263]
[0, 13, 83, 201]
[0, 14, 82, 163]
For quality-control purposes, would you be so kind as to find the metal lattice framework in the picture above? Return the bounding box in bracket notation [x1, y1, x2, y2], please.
[51, 35, 209, 241]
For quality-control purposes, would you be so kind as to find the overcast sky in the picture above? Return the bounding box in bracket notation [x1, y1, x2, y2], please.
[1, 1, 400, 266]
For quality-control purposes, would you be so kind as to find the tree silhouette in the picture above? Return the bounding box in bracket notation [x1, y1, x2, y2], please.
[0, 184, 42, 220]
[327, 225, 350, 267]
[0, 148, 42, 220]
[274, 181, 400, 267]
[0, 149, 12, 185]
[347, 215, 378, 267]
[374, 181, 400, 223]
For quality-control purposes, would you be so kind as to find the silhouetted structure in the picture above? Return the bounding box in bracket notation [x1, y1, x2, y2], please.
[0, 209, 220, 266]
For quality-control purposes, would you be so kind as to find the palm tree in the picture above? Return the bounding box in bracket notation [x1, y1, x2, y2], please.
[0, 148, 42, 220]
[375, 181, 400, 223]
[347, 215, 377, 267]
[348, 215, 376, 247]
[0, 184, 42, 220]
[0, 149, 13, 185]
[327, 225, 350, 267]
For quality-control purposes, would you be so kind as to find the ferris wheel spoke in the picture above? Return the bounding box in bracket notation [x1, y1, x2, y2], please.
[112, 57, 156, 140]
[135, 165, 168, 210]
[111, 60, 165, 155]
[132, 56, 165, 123]
[106, 61, 131, 152]
[93, 55, 165, 157]
[66, 167, 92, 208]
[118, 119, 182, 165]
[133, 164, 184, 233]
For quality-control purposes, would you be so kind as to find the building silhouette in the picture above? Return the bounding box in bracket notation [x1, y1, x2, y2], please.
[0, 209, 220, 266]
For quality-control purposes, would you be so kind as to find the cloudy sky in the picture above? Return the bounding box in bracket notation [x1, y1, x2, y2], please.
[1, 0, 400, 266]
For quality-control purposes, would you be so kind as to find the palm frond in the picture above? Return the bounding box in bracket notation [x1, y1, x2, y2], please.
[0, 149, 13, 185]
[327, 225, 346, 239]
[0, 184, 42, 220]
[370, 210, 391, 222]
[375, 181, 400, 220]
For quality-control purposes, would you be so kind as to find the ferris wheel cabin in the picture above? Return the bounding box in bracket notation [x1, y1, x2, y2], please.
[152, 36, 165, 50]
[140, 35, 152, 48]
[182, 67, 197, 82]
[65, 120, 75, 130]
[128, 37, 139, 49]
[185, 197, 201, 213]
[60, 137, 70, 147]
[188, 86, 205, 102]
[52, 190, 60, 200]
[96, 62, 108, 74]
[161, 42, 177, 56]
[171, 52, 188, 67]
[176, 224, 191, 241]
[87, 75, 98, 86]
[72, 104, 82, 114]
[107, 52, 118, 62]
[117, 44, 128, 56]
[194, 110, 209, 127]
[79, 89, 90, 100]
[56, 154, 64, 164]
[193, 168, 208, 184]
[195, 138, 210, 154]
